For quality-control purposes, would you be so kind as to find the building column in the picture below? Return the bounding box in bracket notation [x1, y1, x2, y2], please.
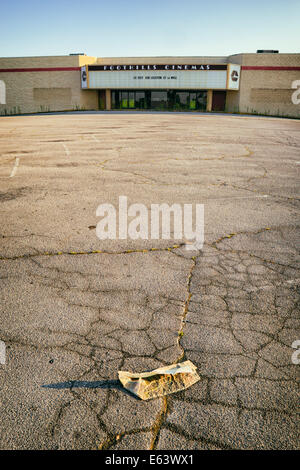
[206, 90, 213, 112]
[105, 89, 111, 110]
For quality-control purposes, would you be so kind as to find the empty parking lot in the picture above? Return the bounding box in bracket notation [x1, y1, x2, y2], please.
[0, 112, 299, 450]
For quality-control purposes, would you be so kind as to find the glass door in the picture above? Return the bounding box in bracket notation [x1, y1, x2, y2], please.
[151, 91, 168, 110]
[135, 92, 146, 109]
[121, 91, 128, 108]
[189, 93, 196, 110]
[196, 91, 207, 111]
[129, 92, 135, 108]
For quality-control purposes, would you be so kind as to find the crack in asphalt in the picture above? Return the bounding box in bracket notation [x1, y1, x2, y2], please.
[0, 244, 184, 261]
[1, 231, 299, 449]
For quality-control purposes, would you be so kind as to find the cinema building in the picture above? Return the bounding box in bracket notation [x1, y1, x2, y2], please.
[0, 52, 299, 117]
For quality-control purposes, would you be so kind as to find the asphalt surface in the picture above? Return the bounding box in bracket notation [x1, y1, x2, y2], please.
[0, 112, 299, 450]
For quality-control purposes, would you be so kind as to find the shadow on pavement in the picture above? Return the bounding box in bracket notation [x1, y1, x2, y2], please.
[41, 379, 138, 398]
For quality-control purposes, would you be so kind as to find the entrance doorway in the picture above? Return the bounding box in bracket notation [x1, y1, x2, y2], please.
[98, 90, 106, 110]
[111, 90, 207, 111]
[212, 91, 226, 111]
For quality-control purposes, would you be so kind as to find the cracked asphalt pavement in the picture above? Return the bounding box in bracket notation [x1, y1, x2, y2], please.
[0, 112, 299, 450]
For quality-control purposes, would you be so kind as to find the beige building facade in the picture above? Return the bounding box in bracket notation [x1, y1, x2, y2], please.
[0, 52, 299, 117]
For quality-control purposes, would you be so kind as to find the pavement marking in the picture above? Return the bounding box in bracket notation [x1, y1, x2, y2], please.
[62, 143, 70, 156]
[9, 157, 20, 178]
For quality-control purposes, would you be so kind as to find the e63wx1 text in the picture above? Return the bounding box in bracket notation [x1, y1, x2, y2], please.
[104, 454, 193, 466]
[149, 454, 193, 465]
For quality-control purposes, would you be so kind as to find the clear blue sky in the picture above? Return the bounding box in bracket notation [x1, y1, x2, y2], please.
[0, 0, 299, 58]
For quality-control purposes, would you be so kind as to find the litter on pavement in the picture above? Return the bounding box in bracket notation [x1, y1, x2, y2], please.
[118, 360, 200, 400]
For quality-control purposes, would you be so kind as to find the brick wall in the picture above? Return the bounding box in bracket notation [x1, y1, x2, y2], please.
[0, 55, 98, 115]
[226, 53, 300, 118]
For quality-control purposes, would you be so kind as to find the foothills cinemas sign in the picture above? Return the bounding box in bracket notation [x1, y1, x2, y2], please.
[89, 64, 227, 71]
[83, 63, 240, 90]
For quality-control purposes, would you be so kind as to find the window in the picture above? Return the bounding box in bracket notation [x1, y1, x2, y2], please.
[110, 89, 207, 111]
[151, 91, 168, 109]
[121, 91, 128, 108]
[135, 92, 146, 109]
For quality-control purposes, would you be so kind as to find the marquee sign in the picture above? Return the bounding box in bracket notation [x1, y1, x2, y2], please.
[81, 63, 240, 90]
[88, 64, 227, 71]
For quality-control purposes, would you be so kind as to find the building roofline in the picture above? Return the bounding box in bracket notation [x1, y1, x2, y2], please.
[0, 54, 87, 59]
